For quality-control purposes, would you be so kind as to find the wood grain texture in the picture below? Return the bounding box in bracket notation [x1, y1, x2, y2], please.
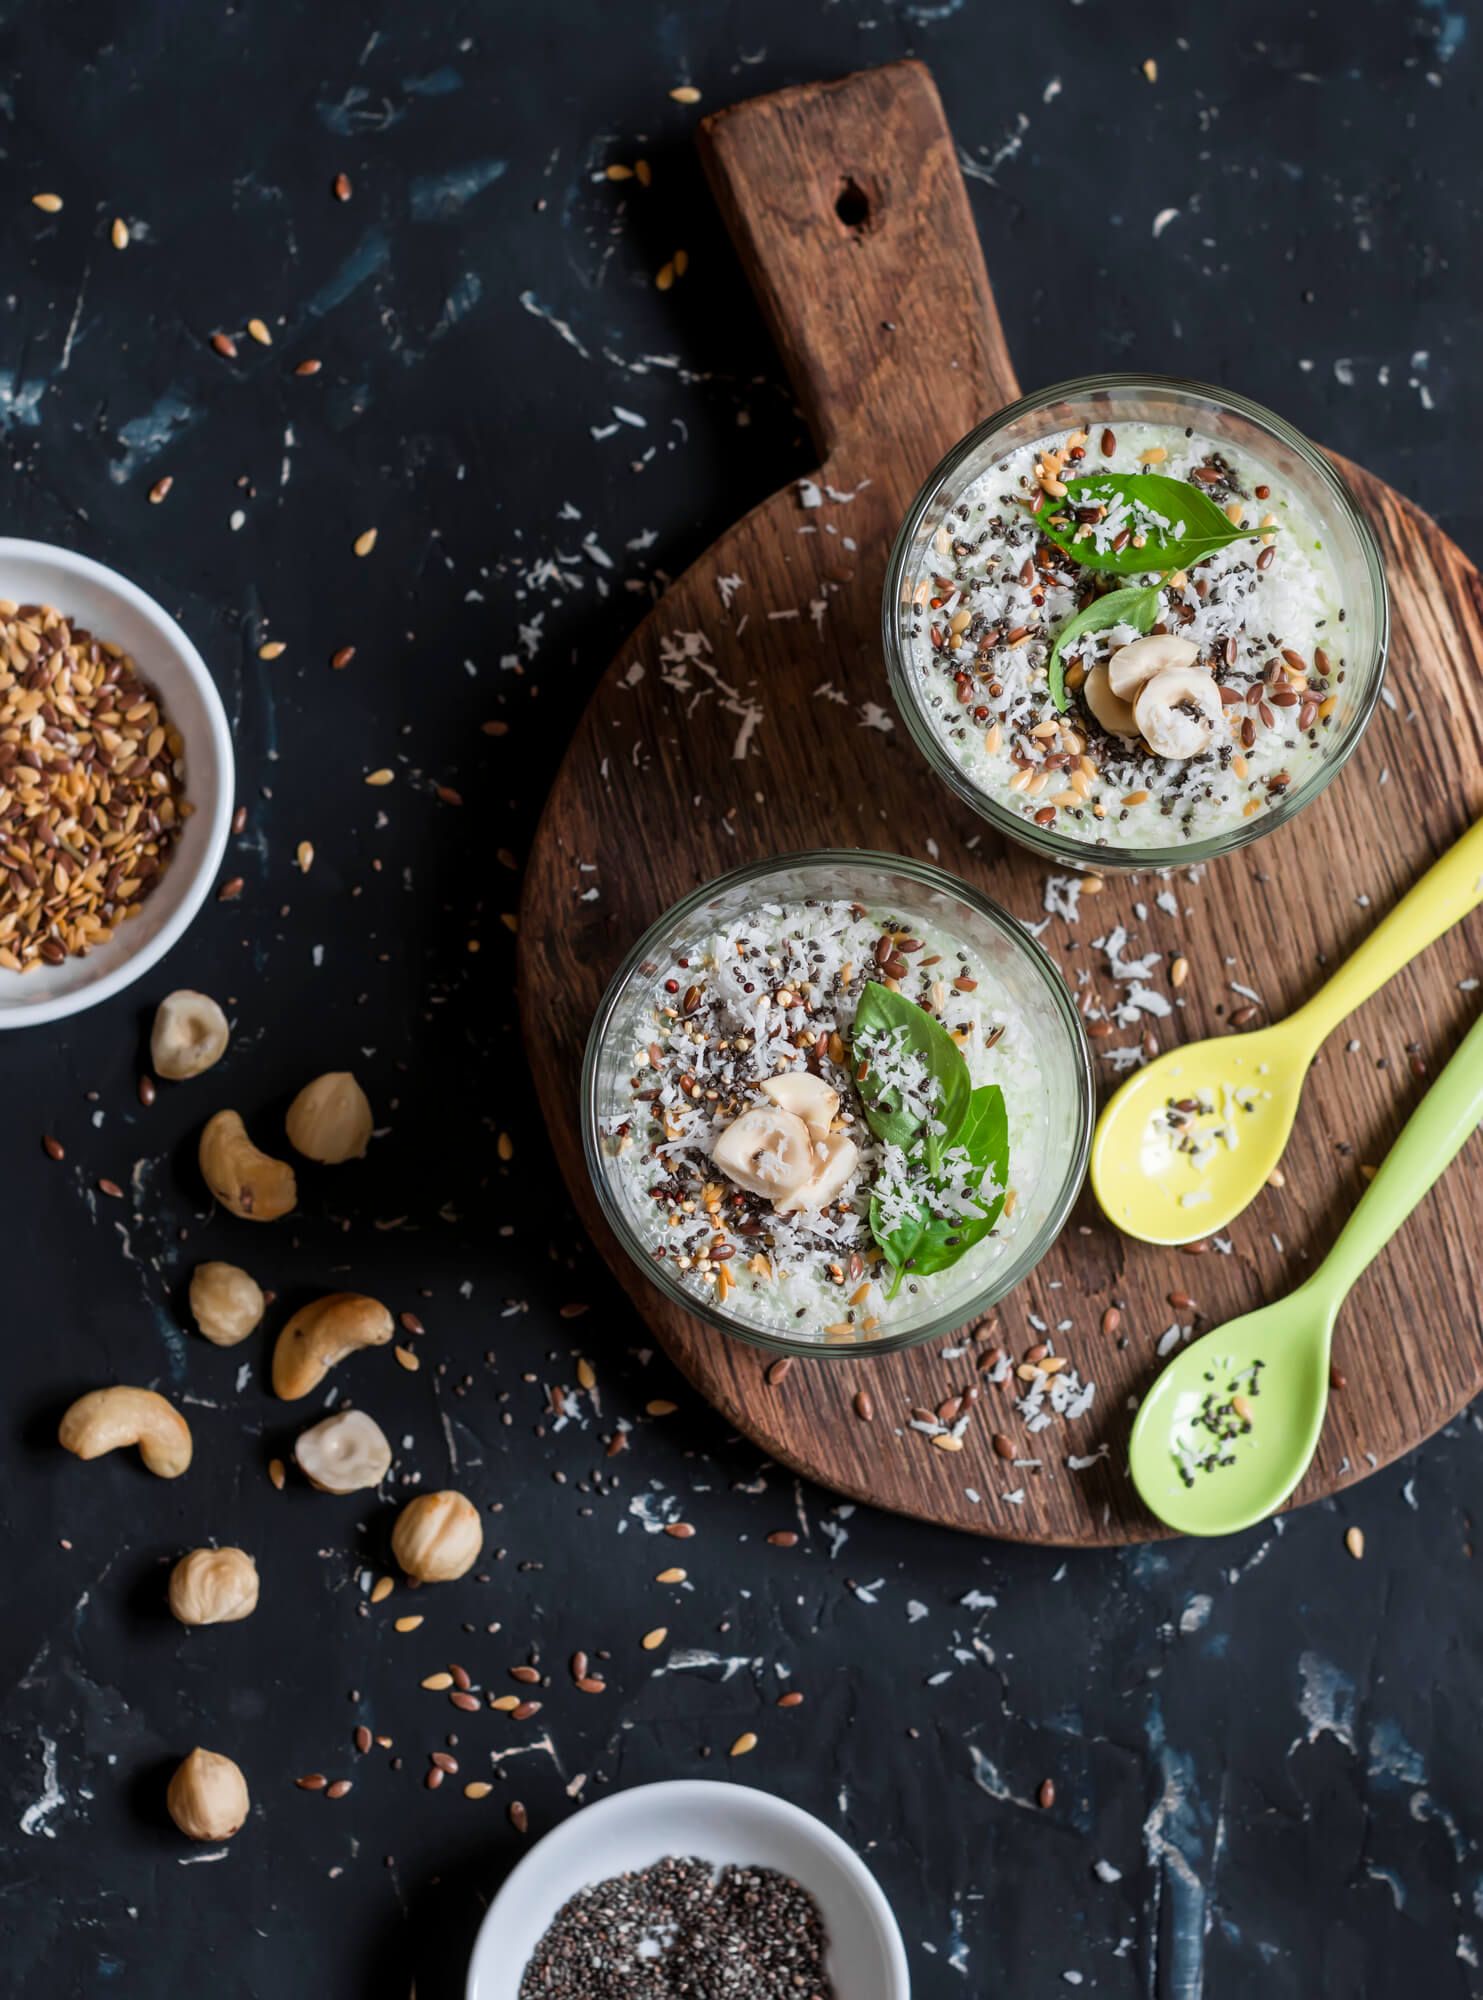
[517, 60, 1483, 1545]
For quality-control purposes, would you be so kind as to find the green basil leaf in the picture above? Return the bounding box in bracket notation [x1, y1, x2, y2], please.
[870, 1083, 1011, 1292]
[1045, 583, 1161, 714]
[852, 982, 971, 1157]
[1035, 472, 1271, 574]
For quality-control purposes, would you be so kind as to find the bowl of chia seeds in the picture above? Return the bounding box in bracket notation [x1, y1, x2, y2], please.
[583, 849, 1092, 1359]
[465, 1778, 910, 2000]
[884, 374, 1389, 871]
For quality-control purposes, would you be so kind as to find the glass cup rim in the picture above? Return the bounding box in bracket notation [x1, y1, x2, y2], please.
[882, 370, 1391, 872]
[580, 845, 1095, 1360]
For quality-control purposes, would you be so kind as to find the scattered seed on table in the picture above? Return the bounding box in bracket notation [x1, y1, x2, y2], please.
[669, 84, 701, 102]
[354, 1726, 371, 1754]
[665, 1522, 695, 1539]
[642, 1627, 667, 1651]
[353, 528, 377, 557]
[1038, 1778, 1056, 1808]
[729, 1732, 757, 1758]
[509, 1665, 541, 1684]
[148, 476, 173, 504]
[295, 1773, 327, 1791]
[370, 1576, 394, 1604]
[42, 1135, 64, 1161]
[576, 1358, 596, 1390]
[421, 1672, 454, 1691]
[512, 1701, 541, 1722]
[364, 768, 394, 787]
[450, 1690, 480, 1712]
[766, 1531, 797, 1549]
[333, 171, 352, 201]
[268, 1458, 286, 1490]
[247, 317, 272, 346]
[296, 840, 314, 874]
[217, 876, 244, 902]
[1345, 1527, 1365, 1560]
[777, 1691, 804, 1709]
[655, 1567, 686, 1584]
[326, 1779, 352, 1800]
[425, 1768, 443, 1791]
[464, 1781, 492, 1800]
[394, 1615, 424, 1634]
[932, 1433, 964, 1452]
[32, 193, 63, 212]
[296, 358, 323, 376]
[257, 639, 286, 660]
[111, 217, 129, 249]
[430, 1752, 458, 1774]
[765, 1357, 792, 1387]
[509, 1800, 529, 1832]
[394, 1345, 420, 1372]
[646, 1399, 677, 1416]
[854, 1388, 874, 1421]
[211, 331, 238, 358]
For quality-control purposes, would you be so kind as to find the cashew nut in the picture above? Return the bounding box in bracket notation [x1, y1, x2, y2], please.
[1106, 633, 1199, 701]
[167, 1747, 249, 1841]
[168, 1547, 259, 1626]
[271, 1292, 393, 1400]
[58, 1387, 192, 1479]
[285, 1071, 373, 1164]
[391, 1489, 483, 1582]
[189, 1261, 265, 1346]
[151, 990, 231, 1081]
[199, 1110, 297, 1221]
[775, 1133, 861, 1214]
[294, 1408, 392, 1493]
[711, 1106, 815, 1201]
[1134, 665, 1225, 761]
[757, 1073, 839, 1138]
[1082, 661, 1141, 741]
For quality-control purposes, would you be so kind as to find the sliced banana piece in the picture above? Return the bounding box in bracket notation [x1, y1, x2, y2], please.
[1134, 665, 1225, 760]
[774, 1133, 860, 1215]
[758, 1072, 839, 1139]
[711, 1106, 815, 1200]
[1083, 662, 1140, 740]
[1107, 632, 1198, 700]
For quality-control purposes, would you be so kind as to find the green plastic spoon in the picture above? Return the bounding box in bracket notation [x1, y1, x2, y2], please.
[1129, 1007, 1483, 1536]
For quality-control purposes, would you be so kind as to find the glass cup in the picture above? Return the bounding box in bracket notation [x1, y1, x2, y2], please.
[582, 849, 1093, 1359]
[883, 373, 1390, 871]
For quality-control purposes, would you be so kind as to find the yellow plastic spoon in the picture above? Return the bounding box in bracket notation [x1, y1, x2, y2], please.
[1129, 1008, 1483, 1535]
[1091, 816, 1483, 1244]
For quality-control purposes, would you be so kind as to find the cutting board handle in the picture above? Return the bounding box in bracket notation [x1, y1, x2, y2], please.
[697, 59, 1021, 471]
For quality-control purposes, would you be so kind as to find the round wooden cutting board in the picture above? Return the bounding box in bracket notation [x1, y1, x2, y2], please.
[517, 61, 1483, 1546]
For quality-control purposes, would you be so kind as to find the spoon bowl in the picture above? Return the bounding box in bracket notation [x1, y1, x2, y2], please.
[1128, 1285, 1337, 1534]
[1091, 1021, 1307, 1244]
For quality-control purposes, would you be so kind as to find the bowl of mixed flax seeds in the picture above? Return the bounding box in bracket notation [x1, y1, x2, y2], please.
[0, 540, 233, 1028]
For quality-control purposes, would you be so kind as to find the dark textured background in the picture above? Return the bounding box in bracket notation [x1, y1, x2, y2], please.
[3, 3, 1481, 1996]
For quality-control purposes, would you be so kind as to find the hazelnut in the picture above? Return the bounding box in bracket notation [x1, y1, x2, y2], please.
[168, 1547, 259, 1626]
[166, 1747, 250, 1841]
[285, 1071, 373, 1164]
[294, 1408, 392, 1493]
[189, 1262, 264, 1346]
[151, 990, 231, 1081]
[199, 1110, 296, 1221]
[391, 1489, 483, 1582]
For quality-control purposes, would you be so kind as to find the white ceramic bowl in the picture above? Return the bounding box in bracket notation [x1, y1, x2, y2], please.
[465, 1779, 910, 1999]
[0, 539, 233, 1028]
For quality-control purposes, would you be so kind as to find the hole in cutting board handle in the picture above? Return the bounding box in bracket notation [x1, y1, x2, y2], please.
[835, 176, 871, 232]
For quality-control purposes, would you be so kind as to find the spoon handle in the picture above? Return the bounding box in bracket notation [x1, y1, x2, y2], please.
[1310, 1009, 1483, 1310]
[1292, 816, 1483, 1047]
